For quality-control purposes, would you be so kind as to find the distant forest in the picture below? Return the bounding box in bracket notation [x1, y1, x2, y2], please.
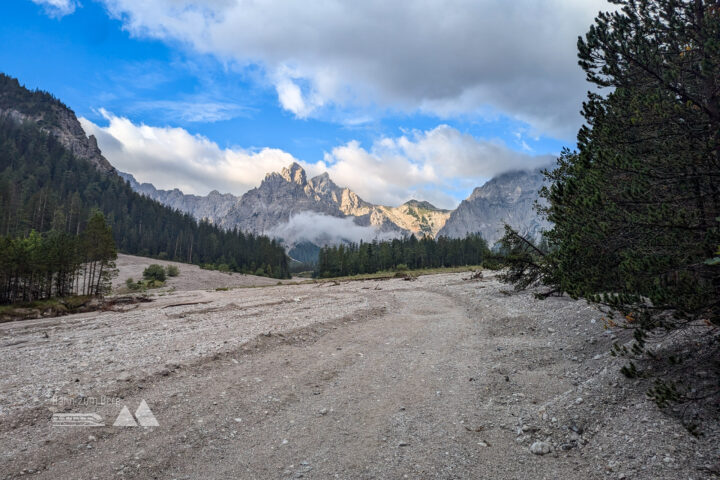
[0, 76, 290, 280]
[315, 234, 490, 277]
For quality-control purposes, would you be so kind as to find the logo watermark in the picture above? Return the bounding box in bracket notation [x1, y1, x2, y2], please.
[113, 400, 159, 427]
[51, 399, 159, 428]
[51, 413, 105, 427]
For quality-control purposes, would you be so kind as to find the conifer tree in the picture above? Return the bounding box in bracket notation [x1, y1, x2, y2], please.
[500, 0, 720, 411]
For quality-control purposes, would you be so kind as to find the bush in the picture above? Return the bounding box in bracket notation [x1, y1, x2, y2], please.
[395, 263, 408, 272]
[165, 265, 180, 277]
[143, 264, 166, 282]
[125, 277, 141, 291]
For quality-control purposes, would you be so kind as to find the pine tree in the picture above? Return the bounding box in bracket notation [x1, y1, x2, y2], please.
[500, 0, 720, 412]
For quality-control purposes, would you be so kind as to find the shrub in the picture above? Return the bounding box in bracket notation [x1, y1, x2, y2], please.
[125, 277, 141, 291]
[143, 264, 166, 282]
[165, 265, 180, 277]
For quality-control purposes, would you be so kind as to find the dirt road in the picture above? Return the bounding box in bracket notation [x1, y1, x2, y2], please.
[0, 273, 716, 479]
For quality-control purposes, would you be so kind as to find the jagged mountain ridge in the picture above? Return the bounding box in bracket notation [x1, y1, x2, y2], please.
[222, 162, 452, 237]
[121, 162, 453, 239]
[438, 169, 550, 245]
[119, 172, 239, 225]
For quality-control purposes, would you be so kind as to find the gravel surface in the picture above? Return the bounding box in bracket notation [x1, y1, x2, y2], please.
[0, 271, 717, 479]
[113, 254, 290, 292]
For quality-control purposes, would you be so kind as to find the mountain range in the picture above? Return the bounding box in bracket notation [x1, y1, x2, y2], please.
[120, 162, 549, 250]
[119, 163, 455, 242]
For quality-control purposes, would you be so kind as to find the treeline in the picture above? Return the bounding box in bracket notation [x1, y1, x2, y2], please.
[0, 212, 116, 304]
[315, 234, 490, 278]
[0, 113, 289, 279]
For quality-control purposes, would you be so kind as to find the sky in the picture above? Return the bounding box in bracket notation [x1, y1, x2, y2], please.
[1, 0, 610, 208]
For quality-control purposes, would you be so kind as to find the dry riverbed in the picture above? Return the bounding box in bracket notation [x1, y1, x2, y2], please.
[0, 271, 717, 479]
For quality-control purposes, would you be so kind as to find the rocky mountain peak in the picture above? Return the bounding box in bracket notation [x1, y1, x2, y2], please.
[309, 172, 342, 198]
[280, 162, 307, 185]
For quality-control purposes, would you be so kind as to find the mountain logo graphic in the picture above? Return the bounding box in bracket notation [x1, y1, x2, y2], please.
[113, 400, 159, 427]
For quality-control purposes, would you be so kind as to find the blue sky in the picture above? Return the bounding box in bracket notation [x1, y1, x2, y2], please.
[1, 0, 607, 208]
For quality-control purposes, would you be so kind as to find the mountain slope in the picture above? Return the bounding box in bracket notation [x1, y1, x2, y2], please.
[438, 169, 549, 245]
[0, 75, 114, 173]
[373, 201, 451, 238]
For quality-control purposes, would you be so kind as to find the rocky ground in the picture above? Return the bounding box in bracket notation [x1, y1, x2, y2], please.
[0, 271, 717, 479]
[113, 254, 292, 292]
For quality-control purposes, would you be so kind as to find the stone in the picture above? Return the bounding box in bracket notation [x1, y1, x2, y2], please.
[530, 441, 552, 455]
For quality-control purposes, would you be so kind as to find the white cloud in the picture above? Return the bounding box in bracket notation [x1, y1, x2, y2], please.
[31, 0, 78, 17]
[95, 0, 611, 138]
[129, 100, 250, 123]
[82, 113, 552, 208]
[269, 212, 400, 247]
[80, 110, 299, 195]
[275, 78, 309, 118]
[314, 125, 554, 208]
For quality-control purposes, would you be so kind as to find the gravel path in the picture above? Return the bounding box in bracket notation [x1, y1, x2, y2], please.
[0, 272, 717, 479]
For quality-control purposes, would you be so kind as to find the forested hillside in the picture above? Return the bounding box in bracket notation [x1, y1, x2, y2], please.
[0, 76, 289, 279]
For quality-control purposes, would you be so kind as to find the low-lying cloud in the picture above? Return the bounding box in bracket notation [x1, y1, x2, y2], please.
[269, 212, 401, 248]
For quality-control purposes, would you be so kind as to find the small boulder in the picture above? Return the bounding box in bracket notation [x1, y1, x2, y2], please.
[530, 441, 552, 455]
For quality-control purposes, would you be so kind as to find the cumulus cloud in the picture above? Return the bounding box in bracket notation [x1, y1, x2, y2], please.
[82, 113, 552, 208]
[314, 125, 554, 208]
[269, 212, 400, 248]
[80, 110, 299, 195]
[31, 0, 78, 17]
[94, 0, 610, 138]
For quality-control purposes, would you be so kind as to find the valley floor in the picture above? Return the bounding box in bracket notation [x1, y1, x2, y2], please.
[0, 272, 717, 479]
